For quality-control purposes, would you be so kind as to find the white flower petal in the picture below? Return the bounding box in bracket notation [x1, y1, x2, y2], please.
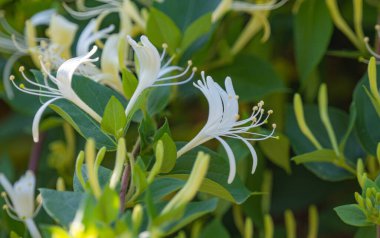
[48, 15, 78, 57]
[30, 9, 55, 26]
[215, 136, 236, 184]
[127, 35, 161, 88]
[56, 46, 98, 91]
[32, 97, 63, 142]
[0, 173, 15, 202]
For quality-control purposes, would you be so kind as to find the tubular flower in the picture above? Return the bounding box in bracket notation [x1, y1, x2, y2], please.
[0, 9, 55, 98]
[124, 35, 197, 118]
[63, 0, 146, 35]
[177, 73, 276, 184]
[10, 46, 102, 142]
[0, 171, 42, 238]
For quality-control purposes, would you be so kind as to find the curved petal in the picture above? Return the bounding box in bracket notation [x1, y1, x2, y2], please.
[30, 9, 55, 26]
[0, 173, 15, 202]
[56, 46, 98, 87]
[127, 35, 161, 88]
[215, 136, 236, 184]
[236, 135, 258, 174]
[76, 19, 114, 56]
[32, 97, 63, 142]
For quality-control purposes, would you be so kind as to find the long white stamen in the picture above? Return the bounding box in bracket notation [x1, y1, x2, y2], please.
[158, 61, 192, 81]
[19, 68, 60, 93]
[153, 67, 197, 87]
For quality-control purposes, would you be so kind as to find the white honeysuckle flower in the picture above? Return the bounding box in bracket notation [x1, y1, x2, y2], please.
[64, 0, 146, 33]
[46, 14, 78, 59]
[97, 34, 124, 94]
[124, 35, 197, 117]
[0, 171, 42, 238]
[213, 0, 288, 21]
[177, 72, 276, 184]
[10, 46, 102, 142]
[0, 9, 55, 98]
[76, 19, 115, 56]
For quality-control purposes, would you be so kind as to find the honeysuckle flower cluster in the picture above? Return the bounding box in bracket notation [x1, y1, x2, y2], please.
[0, 171, 42, 238]
[177, 73, 276, 183]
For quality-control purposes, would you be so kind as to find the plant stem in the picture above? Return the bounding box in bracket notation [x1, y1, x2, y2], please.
[119, 164, 130, 212]
[119, 137, 140, 211]
[28, 132, 45, 173]
[377, 225, 380, 238]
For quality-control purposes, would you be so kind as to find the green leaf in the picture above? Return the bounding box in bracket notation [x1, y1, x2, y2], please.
[285, 104, 363, 181]
[155, 0, 219, 31]
[101, 96, 127, 139]
[94, 186, 120, 224]
[181, 13, 212, 52]
[147, 8, 182, 54]
[40, 189, 85, 227]
[141, 178, 185, 202]
[161, 199, 218, 234]
[121, 68, 138, 99]
[334, 204, 372, 227]
[166, 144, 251, 204]
[210, 54, 286, 102]
[353, 65, 380, 155]
[294, 0, 333, 82]
[158, 133, 177, 173]
[138, 114, 157, 155]
[260, 133, 291, 173]
[292, 149, 339, 164]
[200, 219, 230, 238]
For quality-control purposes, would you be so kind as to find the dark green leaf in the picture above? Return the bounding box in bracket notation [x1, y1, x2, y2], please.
[181, 13, 212, 52]
[353, 65, 380, 155]
[334, 204, 372, 227]
[200, 219, 230, 238]
[40, 189, 85, 227]
[147, 8, 181, 53]
[285, 104, 363, 181]
[210, 54, 286, 102]
[292, 149, 339, 164]
[294, 0, 332, 82]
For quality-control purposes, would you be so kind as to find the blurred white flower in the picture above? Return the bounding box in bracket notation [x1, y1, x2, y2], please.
[177, 72, 276, 184]
[213, 0, 289, 21]
[64, 0, 145, 34]
[10, 46, 102, 142]
[124, 35, 196, 118]
[0, 171, 41, 238]
[0, 9, 55, 98]
[76, 19, 114, 56]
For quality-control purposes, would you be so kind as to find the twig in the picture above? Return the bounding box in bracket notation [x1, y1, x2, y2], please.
[119, 137, 140, 212]
[28, 133, 45, 173]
